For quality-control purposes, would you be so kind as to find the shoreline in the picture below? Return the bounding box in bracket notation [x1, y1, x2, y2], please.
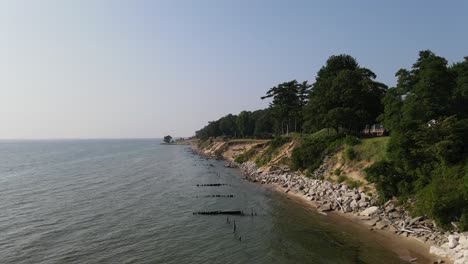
[268, 183, 437, 263]
[238, 162, 457, 264]
[188, 141, 458, 263]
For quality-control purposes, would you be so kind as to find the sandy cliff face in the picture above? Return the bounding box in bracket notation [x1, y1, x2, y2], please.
[194, 140, 266, 161]
[196, 139, 371, 187]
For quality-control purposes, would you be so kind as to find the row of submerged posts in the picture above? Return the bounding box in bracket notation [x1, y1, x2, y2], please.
[193, 161, 260, 242]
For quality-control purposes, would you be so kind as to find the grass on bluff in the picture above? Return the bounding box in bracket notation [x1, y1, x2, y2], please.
[290, 128, 337, 142]
[227, 139, 270, 143]
[351, 137, 389, 162]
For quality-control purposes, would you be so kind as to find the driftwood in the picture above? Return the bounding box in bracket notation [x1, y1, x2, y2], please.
[399, 228, 415, 234]
[335, 198, 344, 211]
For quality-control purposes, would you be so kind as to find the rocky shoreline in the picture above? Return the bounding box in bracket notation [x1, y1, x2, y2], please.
[191, 143, 467, 263]
[232, 160, 468, 264]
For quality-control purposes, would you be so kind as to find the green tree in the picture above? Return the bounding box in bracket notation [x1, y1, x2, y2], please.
[252, 108, 275, 138]
[262, 80, 310, 134]
[450, 57, 468, 118]
[195, 120, 221, 139]
[304, 54, 387, 134]
[236, 111, 255, 138]
[367, 50, 468, 229]
[218, 114, 238, 137]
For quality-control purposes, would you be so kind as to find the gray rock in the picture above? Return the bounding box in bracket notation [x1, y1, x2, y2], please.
[320, 204, 332, 212]
[358, 201, 369, 208]
[429, 246, 449, 257]
[449, 235, 459, 249]
[365, 217, 380, 226]
[388, 225, 398, 232]
[344, 205, 353, 213]
[459, 235, 468, 248]
[385, 204, 395, 212]
[454, 257, 468, 264]
[375, 221, 387, 230]
[408, 216, 423, 226]
[360, 195, 369, 203]
[360, 206, 381, 216]
[390, 212, 401, 219]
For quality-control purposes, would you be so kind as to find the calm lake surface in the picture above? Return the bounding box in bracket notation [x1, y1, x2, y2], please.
[0, 139, 406, 263]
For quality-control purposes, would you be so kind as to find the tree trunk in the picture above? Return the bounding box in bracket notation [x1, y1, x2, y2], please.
[294, 117, 297, 133]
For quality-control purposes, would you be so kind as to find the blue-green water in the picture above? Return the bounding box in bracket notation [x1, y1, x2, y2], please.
[0, 139, 406, 263]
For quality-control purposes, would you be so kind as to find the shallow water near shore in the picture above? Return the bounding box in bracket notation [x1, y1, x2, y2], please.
[0, 139, 409, 263]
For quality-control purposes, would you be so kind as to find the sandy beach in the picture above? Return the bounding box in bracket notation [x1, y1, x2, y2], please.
[267, 183, 449, 264]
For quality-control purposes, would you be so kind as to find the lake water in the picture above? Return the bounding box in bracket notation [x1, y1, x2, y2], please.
[0, 139, 406, 263]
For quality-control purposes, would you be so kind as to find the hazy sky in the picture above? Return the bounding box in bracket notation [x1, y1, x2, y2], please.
[1, 1, 467, 139]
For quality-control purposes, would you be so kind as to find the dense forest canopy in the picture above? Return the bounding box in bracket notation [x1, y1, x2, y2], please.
[196, 54, 388, 139]
[366, 51, 468, 229]
[195, 108, 275, 139]
[304, 55, 387, 134]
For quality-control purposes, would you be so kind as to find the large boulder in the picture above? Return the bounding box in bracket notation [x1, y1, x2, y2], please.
[449, 235, 459, 249]
[358, 201, 369, 208]
[320, 204, 332, 212]
[429, 246, 449, 257]
[454, 259, 467, 264]
[454, 256, 468, 264]
[458, 235, 468, 248]
[390, 211, 401, 219]
[365, 217, 380, 226]
[344, 205, 353, 213]
[375, 221, 387, 230]
[384, 204, 395, 212]
[360, 206, 381, 216]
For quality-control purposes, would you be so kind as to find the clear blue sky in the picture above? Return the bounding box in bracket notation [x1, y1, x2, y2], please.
[1, 0, 467, 138]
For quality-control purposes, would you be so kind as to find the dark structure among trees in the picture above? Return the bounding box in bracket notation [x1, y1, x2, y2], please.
[362, 124, 386, 136]
[163, 135, 173, 143]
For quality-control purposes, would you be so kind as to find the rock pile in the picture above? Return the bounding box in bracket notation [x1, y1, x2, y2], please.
[237, 161, 466, 263]
[430, 234, 468, 263]
[224, 162, 237, 168]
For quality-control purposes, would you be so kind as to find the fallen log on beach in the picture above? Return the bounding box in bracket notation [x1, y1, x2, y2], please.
[193, 210, 244, 215]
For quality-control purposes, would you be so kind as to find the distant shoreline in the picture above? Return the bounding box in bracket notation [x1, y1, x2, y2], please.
[160, 141, 191, 145]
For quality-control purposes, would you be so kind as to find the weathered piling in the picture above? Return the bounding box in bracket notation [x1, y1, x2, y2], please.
[196, 194, 234, 198]
[193, 210, 244, 215]
[196, 183, 229, 187]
